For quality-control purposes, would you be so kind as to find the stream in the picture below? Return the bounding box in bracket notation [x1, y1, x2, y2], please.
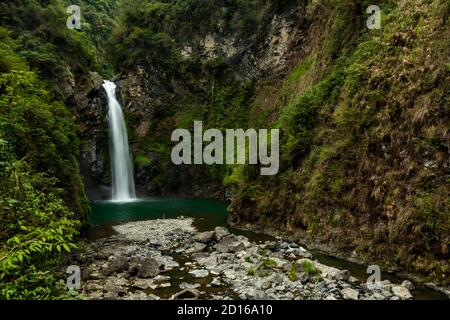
[86, 198, 447, 300]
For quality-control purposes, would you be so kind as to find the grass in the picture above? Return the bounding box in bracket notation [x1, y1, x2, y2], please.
[302, 261, 321, 277]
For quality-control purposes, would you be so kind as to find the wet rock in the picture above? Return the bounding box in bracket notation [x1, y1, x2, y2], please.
[154, 255, 180, 269]
[341, 287, 360, 300]
[137, 257, 160, 278]
[211, 278, 223, 287]
[104, 256, 129, 276]
[133, 279, 153, 290]
[180, 282, 201, 290]
[401, 280, 415, 291]
[186, 242, 207, 254]
[391, 285, 413, 299]
[191, 252, 209, 261]
[200, 255, 218, 270]
[171, 289, 201, 300]
[88, 271, 105, 280]
[216, 235, 245, 253]
[214, 226, 230, 241]
[337, 269, 351, 281]
[84, 281, 103, 292]
[193, 231, 215, 243]
[160, 282, 171, 288]
[190, 269, 209, 278]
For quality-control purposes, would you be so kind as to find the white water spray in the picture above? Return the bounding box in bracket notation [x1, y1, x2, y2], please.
[103, 80, 136, 201]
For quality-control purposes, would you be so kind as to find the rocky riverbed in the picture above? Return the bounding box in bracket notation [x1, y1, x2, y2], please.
[73, 217, 422, 300]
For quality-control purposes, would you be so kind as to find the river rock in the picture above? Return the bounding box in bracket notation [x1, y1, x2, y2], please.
[216, 235, 245, 253]
[337, 269, 351, 281]
[186, 242, 207, 254]
[341, 287, 360, 300]
[137, 257, 160, 278]
[211, 278, 223, 287]
[391, 285, 413, 299]
[297, 272, 310, 284]
[104, 256, 129, 275]
[214, 226, 230, 241]
[133, 279, 153, 290]
[401, 280, 415, 291]
[171, 289, 201, 300]
[190, 269, 209, 278]
[179, 282, 201, 290]
[200, 255, 218, 270]
[193, 231, 215, 243]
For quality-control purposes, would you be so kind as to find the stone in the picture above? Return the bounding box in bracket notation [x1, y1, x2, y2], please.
[191, 252, 209, 261]
[171, 289, 201, 300]
[137, 257, 160, 278]
[211, 278, 223, 287]
[251, 289, 266, 300]
[133, 279, 153, 290]
[262, 281, 272, 290]
[104, 256, 129, 275]
[190, 269, 209, 278]
[214, 226, 230, 241]
[193, 231, 215, 243]
[341, 287, 360, 300]
[216, 235, 245, 253]
[337, 269, 351, 281]
[282, 263, 292, 272]
[279, 242, 289, 249]
[154, 255, 180, 269]
[200, 255, 218, 270]
[391, 285, 413, 299]
[297, 272, 310, 283]
[401, 280, 415, 291]
[186, 242, 207, 254]
[179, 282, 201, 290]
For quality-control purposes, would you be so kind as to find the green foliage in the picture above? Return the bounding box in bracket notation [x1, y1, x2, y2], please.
[0, 0, 113, 90]
[288, 264, 297, 281]
[0, 31, 84, 299]
[302, 261, 321, 277]
[261, 258, 278, 269]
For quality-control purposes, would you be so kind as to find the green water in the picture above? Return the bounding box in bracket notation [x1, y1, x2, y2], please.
[89, 198, 272, 242]
[89, 198, 228, 229]
[88, 198, 447, 300]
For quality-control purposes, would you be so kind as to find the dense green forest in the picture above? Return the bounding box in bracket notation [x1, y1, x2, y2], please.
[0, 0, 115, 299]
[0, 0, 448, 299]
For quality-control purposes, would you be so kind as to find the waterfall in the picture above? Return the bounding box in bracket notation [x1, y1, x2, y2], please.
[103, 80, 136, 201]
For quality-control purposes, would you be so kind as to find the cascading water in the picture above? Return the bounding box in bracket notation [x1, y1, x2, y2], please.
[103, 80, 136, 202]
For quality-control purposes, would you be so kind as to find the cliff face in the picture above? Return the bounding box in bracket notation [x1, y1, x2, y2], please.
[108, 1, 308, 198]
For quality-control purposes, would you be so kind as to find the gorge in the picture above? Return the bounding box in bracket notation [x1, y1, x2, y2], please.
[0, 0, 448, 300]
